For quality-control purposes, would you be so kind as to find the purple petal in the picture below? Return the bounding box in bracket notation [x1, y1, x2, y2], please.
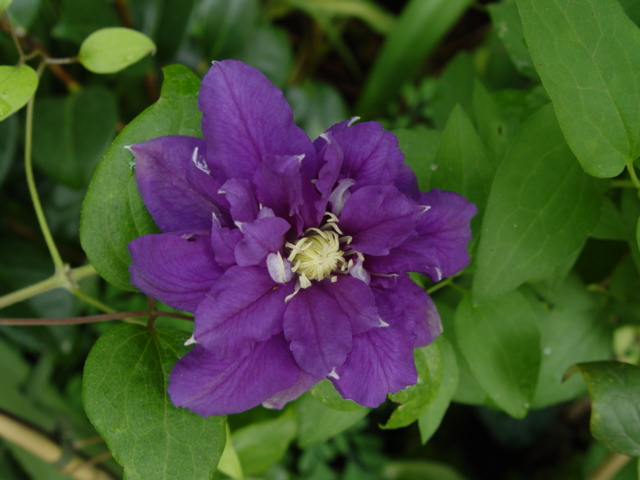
[331, 321, 417, 408]
[220, 178, 260, 223]
[372, 274, 442, 348]
[193, 266, 292, 357]
[128, 231, 223, 313]
[339, 185, 422, 255]
[210, 220, 242, 268]
[199, 60, 315, 180]
[316, 276, 380, 335]
[365, 232, 442, 280]
[234, 216, 291, 267]
[169, 334, 301, 416]
[129, 136, 224, 232]
[262, 371, 321, 409]
[395, 162, 420, 199]
[332, 122, 404, 188]
[416, 189, 477, 278]
[283, 286, 352, 377]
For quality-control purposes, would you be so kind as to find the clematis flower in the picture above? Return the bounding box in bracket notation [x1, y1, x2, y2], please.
[127, 60, 476, 416]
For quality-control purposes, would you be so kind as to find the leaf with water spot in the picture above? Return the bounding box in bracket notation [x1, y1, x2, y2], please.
[79, 27, 156, 74]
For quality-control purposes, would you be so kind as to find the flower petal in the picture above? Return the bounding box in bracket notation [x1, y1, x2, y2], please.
[194, 266, 292, 357]
[234, 216, 291, 267]
[316, 276, 380, 335]
[210, 220, 242, 268]
[364, 232, 442, 280]
[128, 231, 223, 313]
[283, 286, 352, 377]
[333, 121, 404, 188]
[262, 371, 321, 409]
[169, 334, 301, 416]
[220, 178, 260, 223]
[130, 136, 223, 232]
[416, 189, 477, 278]
[331, 321, 417, 408]
[199, 60, 315, 180]
[372, 274, 442, 348]
[339, 185, 422, 255]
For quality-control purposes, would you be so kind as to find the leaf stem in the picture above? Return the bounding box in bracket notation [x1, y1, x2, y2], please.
[0, 264, 97, 310]
[0, 411, 117, 480]
[626, 160, 640, 190]
[586, 451, 632, 480]
[610, 179, 636, 188]
[2, 12, 25, 61]
[24, 60, 65, 275]
[0, 309, 193, 326]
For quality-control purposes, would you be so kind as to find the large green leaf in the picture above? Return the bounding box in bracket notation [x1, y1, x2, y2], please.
[232, 408, 297, 476]
[83, 324, 226, 479]
[417, 336, 459, 444]
[0, 64, 38, 121]
[430, 52, 475, 130]
[472, 104, 607, 303]
[80, 64, 201, 291]
[575, 361, 640, 457]
[454, 290, 541, 418]
[357, 0, 470, 115]
[517, 0, 640, 178]
[394, 127, 440, 193]
[32, 86, 117, 189]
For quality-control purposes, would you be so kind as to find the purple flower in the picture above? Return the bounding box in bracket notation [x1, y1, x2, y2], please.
[127, 60, 476, 416]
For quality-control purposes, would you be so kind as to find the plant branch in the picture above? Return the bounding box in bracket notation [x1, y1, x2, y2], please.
[2, 11, 25, 60]
[586, 451, 632, 480]
[0, 309, 193, 326]
[626, 160, 640, 190]
[0, 411, 117, 480]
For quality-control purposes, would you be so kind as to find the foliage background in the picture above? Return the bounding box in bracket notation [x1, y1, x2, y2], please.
[1, 0, 640, 479]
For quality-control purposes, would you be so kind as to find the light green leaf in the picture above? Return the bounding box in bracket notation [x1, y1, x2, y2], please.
[233, 408, 297, 476]
[294, 392, 369, 447]
[454, 290, 541, 418]
[531, 275, 613, 408]
[217, 424, 243, 480]
[517, 0, 640, 178]
[32, 86, 117, 189]
[472, 104, 607, 303]
[0, 0, 12, 14]
[394, 127, 440, 193]
[431, 105, 494, 215]
[418, 336, 459, 444]
[79, 27, 156, 74]
[0, 64, 38, 121]
[383, 342, 442, 429]
[83, 324, 226, 479]
[574, 361, 640, 457]
[357, 0, 471, 115]
[310, 379, 364, 412]
[80, 64, 201, 291]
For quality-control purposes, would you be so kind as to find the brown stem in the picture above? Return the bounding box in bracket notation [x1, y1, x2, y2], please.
[0, 310, 193, 326]
[586, 452, 632, 480]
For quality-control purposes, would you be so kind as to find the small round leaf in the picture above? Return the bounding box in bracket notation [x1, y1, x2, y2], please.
[79, 27, 156, 74]
[0, 64, 38, 121]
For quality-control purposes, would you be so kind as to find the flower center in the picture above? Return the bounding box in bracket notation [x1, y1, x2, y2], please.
[287, 228, 347, 283]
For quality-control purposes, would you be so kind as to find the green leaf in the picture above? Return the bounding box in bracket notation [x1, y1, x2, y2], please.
[488, 0, 537, 79]
[431, 52, 476, 130]
[286, 81, 348, 140]
[310, 379, 365, 412]
[233, 408, 297, 476]
[383, 342, 442, 429]
[0, 0, 12, 14]
[79, 27, 156, 74]
[530, 275, 613, 408]
[357, 0, 471, 115]
[473, 104, 607, 303]
[0, 114, 18, 186]
[83, 324, 226, 479]
[294, 392, 369, 447]
[394, 127, 440, 193]
[517, 0, 640, 178]
[32, 86, 117, 189]
[431, 105, 494, 215]
[454, 290, 541, 418]
[575, 361, 640, 457]
[591, 197, 629, 241]
[383, 461, 466, 480]
[418, 336, 459, 444]
[80, 64, 201, 291]
[0, 65, 38, 121]
[217, 424, 243, 480]
[235, 23, 293, 88]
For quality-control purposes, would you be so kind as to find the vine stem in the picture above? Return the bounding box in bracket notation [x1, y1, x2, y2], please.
[586, 452, 632, 480]
[0, 309, 193, 326]
[0, 411, 117, 480]
[627, 160, 640, 190]
[24, 60, 65, 275]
